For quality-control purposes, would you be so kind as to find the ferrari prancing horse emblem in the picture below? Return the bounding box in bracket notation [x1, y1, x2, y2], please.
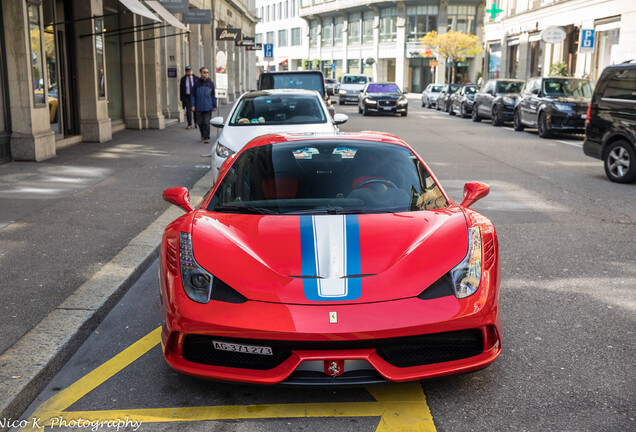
[329, 311, 337, 323]
[325, 360, 344, 377]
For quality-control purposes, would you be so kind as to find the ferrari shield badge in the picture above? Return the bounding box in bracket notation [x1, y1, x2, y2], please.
[329, 311, 337, 323]
[325, 360, 344, 377]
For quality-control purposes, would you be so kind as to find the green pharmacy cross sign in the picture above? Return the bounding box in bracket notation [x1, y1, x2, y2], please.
[487, 3, 503, 20]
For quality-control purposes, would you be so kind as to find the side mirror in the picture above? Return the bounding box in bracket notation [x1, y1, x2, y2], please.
[210, 116, 224, 128]
[163, 187, 195, 213]
[333, 113, 348, 125]
[459, 182, 490, 208]
[531, 88, 539, 95]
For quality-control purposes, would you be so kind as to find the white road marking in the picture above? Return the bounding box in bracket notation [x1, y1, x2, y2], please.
[555, 140, 583, 148]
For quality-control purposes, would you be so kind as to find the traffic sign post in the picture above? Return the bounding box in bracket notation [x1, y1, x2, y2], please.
[579, 29, 595, 54]
[264, 43, 273, 71]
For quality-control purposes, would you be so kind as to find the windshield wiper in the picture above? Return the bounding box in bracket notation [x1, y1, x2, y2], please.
[285, 208, 397, 215]
[213, 205, 279, 215]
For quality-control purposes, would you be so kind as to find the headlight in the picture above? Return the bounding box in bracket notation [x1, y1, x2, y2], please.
[179, 232, 213, 303]
[364, 98, 377, 105]
[503, 96, 516, 105]
[450, 227, 482, 298]
[339, 89, 346, 95]
[398, 99, 408, 105]
[215, 142, 235, 159]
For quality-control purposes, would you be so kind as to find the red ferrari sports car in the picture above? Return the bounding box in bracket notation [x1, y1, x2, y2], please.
[160, 132, 501, 385]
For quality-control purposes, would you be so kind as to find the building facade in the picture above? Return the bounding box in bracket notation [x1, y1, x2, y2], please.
[293, 0, 485, 93]
[483, 0, 636, 81]
[0, 0, 257, 164]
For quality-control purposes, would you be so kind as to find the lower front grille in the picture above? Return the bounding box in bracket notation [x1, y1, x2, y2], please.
[182, 329, 484, 370]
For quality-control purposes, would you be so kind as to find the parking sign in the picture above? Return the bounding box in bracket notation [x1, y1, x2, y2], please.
[264, 44, 274, 59]
[579, 29, 595, 54]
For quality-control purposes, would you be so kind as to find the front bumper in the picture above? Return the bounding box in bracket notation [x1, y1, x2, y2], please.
[160, 266, 501, 385]
[339, 93, 360, 103]
[364, 101, 408, 114]
[549, 113, 586, 132]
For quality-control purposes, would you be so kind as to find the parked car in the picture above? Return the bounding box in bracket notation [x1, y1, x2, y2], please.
[472, 79, 525, 125]
[513, 77, 594, 138]
[259, 70, 335, 116]
[338, 74, 373, 105]
[449, 85, 479, 118]
[358, 82, 408, 116]
[436, 84, 463, 112]
[209, 89, 348, 182]
[583, 61, 636, 183]
[421, 84, 444, 108]
[160, 131, 502, 385]
[325, 78, 339, 95]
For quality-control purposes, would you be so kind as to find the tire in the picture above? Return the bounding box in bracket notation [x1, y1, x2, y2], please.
[339, 98, 345, 106]
[460, 103, 467, 118]
[472, 104, 481, 122]
[538, 112, 551, 138]
[492, 105, 504, 126]
[445, 101, 451, 113]
[421, 99, 425, 108]
[427, 101, 432, 109]
[449, 103, 455, 115]
[604, 140, 636, 183]
[401, 109, 408, 117]
[358, 105, 362, 114]
[513, 109, 525, 131]
[362, 107, 369, 116]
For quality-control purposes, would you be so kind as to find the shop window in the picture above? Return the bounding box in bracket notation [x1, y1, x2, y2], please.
[95, 18, 105, 99]
[322, 18, 333, 47]
[29, 4, 45, 106]
[447, 5, 476, 34]
[362, 11, 374, 44]
[348, 13, 361, 45]
[379, 8, 397, 42]
[309, 21, 318, 48]
[406, 5, 438, 42]
[334, 17, 343, 47]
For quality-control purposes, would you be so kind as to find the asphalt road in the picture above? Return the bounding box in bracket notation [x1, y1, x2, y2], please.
[13, 100, 636, 432]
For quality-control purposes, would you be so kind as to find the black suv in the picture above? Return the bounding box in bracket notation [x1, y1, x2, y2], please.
[472, 79, 525, 125]
[583, 61, 636, 183]
[513, 77, 594, 138]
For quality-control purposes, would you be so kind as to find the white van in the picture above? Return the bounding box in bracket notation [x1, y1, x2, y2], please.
[338, 74, 373, 105]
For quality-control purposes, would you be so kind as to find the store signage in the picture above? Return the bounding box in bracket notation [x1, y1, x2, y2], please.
[246, 43, 263, 51]
[429, 60, 439, 67]
[159, 0, 189, 14]
[216, 28, 242, 41]
[216, 51, 227, 73]
[236, 36, 255, 47]
[541, 26, 567, 44]
[579, 29, 595, 54]
[182, 9, 211, 24]
[167, 67, 177, 78]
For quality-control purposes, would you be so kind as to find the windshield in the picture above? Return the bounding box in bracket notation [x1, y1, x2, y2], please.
[496, 81, 523, 94]
[260, 73, 325, 96]
[367, 83, 399, 93]
[430, 85, 444, 92]
[229, 94, 327, 126]
[542, 78, 594, 98]
[464, 86, 477, 94]
[209, 141, 448, 215]
[343, 75, 369, 85]
[449, 84, 463, 93]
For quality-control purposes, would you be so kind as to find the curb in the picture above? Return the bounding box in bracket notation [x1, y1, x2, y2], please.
[0, 168, 215, 430]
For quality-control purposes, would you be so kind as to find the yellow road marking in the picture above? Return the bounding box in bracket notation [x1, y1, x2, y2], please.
[20, 328, 437, 432]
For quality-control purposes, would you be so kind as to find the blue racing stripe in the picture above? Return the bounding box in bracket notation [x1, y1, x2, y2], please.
[300, 216, 319, 299]
[345, 215, 362, 300]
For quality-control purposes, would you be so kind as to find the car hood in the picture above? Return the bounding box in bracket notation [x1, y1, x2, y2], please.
[366, 93, 401, 100]
[218, 123, 337, 153]
[340, 83, 366, 91]
[190, 208, 468, 305]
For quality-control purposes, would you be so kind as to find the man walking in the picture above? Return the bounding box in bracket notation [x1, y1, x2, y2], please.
[179, 66, 198, 129]
[191, 67, 217, 143]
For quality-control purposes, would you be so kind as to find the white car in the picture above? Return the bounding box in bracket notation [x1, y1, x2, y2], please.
[338, 74, 373, 105]
[210, 89, 348, 182]
[421, 84, 444, 108]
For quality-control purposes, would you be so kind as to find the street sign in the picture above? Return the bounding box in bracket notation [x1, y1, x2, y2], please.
[579, 29, 595, 54]
[216, 73, 228, 98]
[264, 43, 273, 59]
[216, 51, 227, 73]
[182, 9, 211, 24]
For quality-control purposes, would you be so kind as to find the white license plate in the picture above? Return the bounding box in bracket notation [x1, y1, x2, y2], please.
[382, 106, 393, 110]
[213, 340, 273, 355]
[581, 114, 587, 119]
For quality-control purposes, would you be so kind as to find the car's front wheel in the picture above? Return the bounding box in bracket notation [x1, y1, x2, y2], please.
[362, 106, 369, 116]
[604, 140, 636, 183]
[339, 98, 345, 105]
[492, 105, 504, 126]
[449, 103, 455, 115]
[538, 112, 551, 138]
[472, 104, 481, 122]
[460, 103, 468, 118]
[513, 109, 525, 131]
[401, 108, 408, 117]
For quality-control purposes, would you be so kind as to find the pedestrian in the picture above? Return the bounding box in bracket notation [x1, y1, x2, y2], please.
[191, 67, 217, 143]
[180, 66, 198, 129]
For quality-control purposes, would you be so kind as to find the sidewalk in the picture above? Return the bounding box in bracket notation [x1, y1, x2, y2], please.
[0, 121, 216, 425]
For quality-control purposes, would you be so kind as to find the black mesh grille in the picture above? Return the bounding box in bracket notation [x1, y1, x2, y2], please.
[182, 329, 483, 370]
[210, 278, 248, 303]
[418, 274, 454, 300]
[376, 330, 483, 367]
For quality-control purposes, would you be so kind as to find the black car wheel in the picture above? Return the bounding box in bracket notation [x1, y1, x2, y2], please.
[449, 103, 455, 115]
[460, 103, 467, 118]
[421, 99, 425, 108]
[604, 140, 636, 183]
[513, 109, 525, 131]
[362, 106, 369, 116]
[339, 98, 345, 106]
[538, 112, 551, 138]
[401, 108, 408, 117]
[472, 104, 481, 122]
[492, 105, 504, 126]
[358, 104, 362, 114]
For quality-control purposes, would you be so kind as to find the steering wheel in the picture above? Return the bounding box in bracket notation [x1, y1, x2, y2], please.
[353, 178, 398, 190]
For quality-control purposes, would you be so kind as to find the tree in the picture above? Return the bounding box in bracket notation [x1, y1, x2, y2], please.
[420, 31, 482, 84]
[548, 61, 570, 77]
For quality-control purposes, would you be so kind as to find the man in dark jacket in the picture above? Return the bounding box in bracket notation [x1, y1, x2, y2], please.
[191, 67, 217, 143]
[179, 66, 198, 129]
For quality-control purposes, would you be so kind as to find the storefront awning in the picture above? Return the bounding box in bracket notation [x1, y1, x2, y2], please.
[118, 0, 160, 21]
[145, 1, 190, 31]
